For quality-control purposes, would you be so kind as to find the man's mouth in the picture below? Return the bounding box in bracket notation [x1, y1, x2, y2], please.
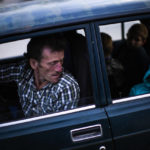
[53, 74, 59, 78]
[52, 73, 62, 78]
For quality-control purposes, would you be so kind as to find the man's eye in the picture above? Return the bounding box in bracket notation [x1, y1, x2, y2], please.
[60, 60, 63, 64]
[48, 60, 63, 66]
[49, 62, 57, 66]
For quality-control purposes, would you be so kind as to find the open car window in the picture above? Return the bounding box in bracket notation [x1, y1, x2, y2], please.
[0, 28, 95, 124]
[0, 39, 29, 60]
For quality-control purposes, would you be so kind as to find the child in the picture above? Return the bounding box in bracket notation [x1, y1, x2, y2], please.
[101, 32, 125, 98]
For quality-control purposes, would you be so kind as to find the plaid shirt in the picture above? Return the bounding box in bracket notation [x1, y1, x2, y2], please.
[0, 60, 80, 117]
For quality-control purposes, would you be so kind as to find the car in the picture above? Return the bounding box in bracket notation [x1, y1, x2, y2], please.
[0, 0, 150, 149]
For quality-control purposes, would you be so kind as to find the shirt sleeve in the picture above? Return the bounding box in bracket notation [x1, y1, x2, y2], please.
[0, 62, 22, 82]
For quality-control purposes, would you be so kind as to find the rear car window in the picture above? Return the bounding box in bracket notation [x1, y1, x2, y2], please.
[99, 18, 150, 101]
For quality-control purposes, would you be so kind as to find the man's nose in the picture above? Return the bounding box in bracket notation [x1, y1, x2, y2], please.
[55, 62, 63, 72]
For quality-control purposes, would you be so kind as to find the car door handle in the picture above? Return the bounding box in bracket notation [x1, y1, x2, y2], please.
[70, 124, 103, 142]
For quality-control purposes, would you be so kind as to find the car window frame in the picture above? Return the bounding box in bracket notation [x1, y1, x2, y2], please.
[94, 13, 150, 104]
[0, 23, 106, 126]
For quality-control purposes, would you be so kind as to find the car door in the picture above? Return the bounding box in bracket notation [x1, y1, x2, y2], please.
[0, 24, 114, 150]
[106, 96, 150, 150]
[95, 13, 150, 150]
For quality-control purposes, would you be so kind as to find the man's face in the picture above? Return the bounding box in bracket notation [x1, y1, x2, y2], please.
[37, 47, 64, 84]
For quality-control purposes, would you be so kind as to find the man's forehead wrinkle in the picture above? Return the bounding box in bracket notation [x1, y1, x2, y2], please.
[40, 49, 64, 63]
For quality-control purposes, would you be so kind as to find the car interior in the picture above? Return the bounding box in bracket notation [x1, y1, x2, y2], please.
[100, 18, 150, 100]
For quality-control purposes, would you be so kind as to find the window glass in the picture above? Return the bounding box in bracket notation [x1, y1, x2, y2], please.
[99, 18, 150, 101]
[124, 20, 140, 39]
[0, 29, 94, 123]
[100, 23, 121, 41]
[0, 39, 30, 59]
[77, 29, 85, 37]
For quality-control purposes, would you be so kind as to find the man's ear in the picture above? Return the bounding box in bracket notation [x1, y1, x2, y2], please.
[29, 58, 38, 70]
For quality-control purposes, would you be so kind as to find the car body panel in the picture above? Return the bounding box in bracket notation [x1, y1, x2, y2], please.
[0, 0, 150, 37]
[0, 107, 113, 150]
[93, 10, 150, 149]
[106, 96, 150, 150]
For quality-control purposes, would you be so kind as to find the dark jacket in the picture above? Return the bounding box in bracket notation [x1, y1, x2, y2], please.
[105, 57, 125, 98]
[116, 41, 150, 94]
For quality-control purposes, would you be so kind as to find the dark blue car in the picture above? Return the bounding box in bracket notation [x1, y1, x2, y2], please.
[0, 0, 150, 149]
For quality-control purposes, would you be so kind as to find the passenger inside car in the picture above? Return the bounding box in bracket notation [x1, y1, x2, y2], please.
[101, 32, 125, 98]
[0, 34, 80, 118]
[0, 30, 94, 122]
[141, 19, 150, 56]
[114, 23, 150, 95]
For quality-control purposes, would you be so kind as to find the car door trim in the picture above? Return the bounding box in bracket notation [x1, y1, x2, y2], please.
[113, 94, 150, 104]
[0, 105, 95, 128]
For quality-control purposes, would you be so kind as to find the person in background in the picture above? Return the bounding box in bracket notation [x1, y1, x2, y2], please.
[101, 32, 125, 98]
[141, 19, 150, 56]
[116, 23, 150, 95]
[0, 34, 80, 118]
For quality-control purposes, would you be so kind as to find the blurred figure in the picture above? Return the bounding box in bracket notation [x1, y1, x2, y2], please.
[127, 23, 148, 48]
[141, 19, 150, 56]
[116, 23, 150, 95]
[101, 32, 125, 98]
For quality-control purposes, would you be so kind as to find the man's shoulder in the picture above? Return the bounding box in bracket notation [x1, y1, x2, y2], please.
[59, 72, 79, 88]
[13, 59, 27, 68]
[17, 59, 33, 79]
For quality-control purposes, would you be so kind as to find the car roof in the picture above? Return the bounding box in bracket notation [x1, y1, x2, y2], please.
[0, 0, 150, 38]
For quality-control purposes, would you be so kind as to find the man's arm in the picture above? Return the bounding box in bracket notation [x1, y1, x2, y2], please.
[0, 62, 21, 82]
